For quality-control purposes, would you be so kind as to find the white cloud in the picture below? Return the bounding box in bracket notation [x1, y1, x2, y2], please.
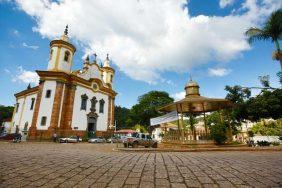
[14, 0, 282, 83]
[11, 66, 39, 85]
[171, 91, 185, 101]
[13, 29, 20, 37]
[22, 42, 39, 50]
[208, 68, 231, 77]
[4, 69, 10, 74]
[219, 0, 235, 8]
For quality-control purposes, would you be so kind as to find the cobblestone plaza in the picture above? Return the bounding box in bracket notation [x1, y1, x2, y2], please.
[0, 142, 281, 188]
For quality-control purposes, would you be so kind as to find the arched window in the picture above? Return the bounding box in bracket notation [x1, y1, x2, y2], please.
[110, 74, 113, 82]
[64, 51, 70, 62]
[81, 94, 88, 110]
[99, 99, 105, 113]
[50, 49, 53, 60]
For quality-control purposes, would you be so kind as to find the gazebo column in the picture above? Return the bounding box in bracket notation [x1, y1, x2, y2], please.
[176, 104, 181, 140]
[226, 110, 233, 143]
[179, 104, 185, 142]
[202, 103, 208, 139]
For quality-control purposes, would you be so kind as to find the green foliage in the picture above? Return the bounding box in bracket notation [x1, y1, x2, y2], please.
[272, 141, 280, 146]
[128, 91, 174, 128]
[209, 122, 227, 145]
[245, 9, 282, 46]
[132, 124, 147, 133]
[115, 106, 131, 129]
[225, 84, 282, 121]
[0, 105, 14, 124]
[246, 89, 282, 121]
[251, 120, 282, 136]
[247, 130, 254, 137]
[206, 112, 227, 144]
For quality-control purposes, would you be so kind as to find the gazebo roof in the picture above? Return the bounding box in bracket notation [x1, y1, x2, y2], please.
[159, 95, 233, 113]
[159, 77, 233, 113]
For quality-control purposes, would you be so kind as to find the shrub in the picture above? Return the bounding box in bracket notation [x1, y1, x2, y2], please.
[257, 140, 271, 146]
[210, 123, 227, 144]
[272, 141, 280, 146]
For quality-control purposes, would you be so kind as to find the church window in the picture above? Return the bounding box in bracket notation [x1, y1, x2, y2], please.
[41, 116, 47, 126]
[46, 90, 51, 98]
[50, 49, 53, 60]
[15, 103, 19, 113]
[81, 94, 88, 110]
[110, 74, 113, 82]
[99, 99, 105, 113]
[30, 98, 35, 110]
[64, 51, 70, 62]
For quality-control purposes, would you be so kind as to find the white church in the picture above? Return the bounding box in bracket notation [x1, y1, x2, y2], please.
[10, 26, 117, 139]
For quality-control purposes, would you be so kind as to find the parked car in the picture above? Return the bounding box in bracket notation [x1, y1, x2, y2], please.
[106, 136, 120, 143]
[88, 137, 106, 143]
[123, 133, 157, 148]
[59, 136, 82, 143]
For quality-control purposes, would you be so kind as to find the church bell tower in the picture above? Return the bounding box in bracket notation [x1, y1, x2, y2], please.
[48, 25, 76, 73]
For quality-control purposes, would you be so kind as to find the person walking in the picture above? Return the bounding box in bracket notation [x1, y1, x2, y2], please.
[53, 133, 57, 142]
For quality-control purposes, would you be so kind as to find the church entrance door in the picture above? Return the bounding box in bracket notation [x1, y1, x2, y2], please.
[87, 117, 97, 138]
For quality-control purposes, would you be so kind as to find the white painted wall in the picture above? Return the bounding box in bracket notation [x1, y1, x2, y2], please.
[78, 64, 103, 81]
[152, 128, 163, 142]
[47, 47, 58, 70]
[11, 93, 37, 133]
[58, 48, 72, 73]
[72, 85, 109, 131]
[47, 47, 73, 73]
[36, 81, 56, 130]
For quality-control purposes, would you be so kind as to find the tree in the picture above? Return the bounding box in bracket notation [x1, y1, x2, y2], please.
[114, 106, 130, 129]
[0, 105, 14, 125]
[246, 89, 282, 121]
[128, 91, 174, 128]
[225, 85, 251, 121]
[245, 9, 282, 71]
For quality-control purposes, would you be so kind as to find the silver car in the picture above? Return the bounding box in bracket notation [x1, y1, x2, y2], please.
[88, 137, 106, 143]
[59, 136, 82, 143]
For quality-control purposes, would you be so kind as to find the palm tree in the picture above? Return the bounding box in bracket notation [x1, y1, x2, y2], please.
[245, 9, 282, 71]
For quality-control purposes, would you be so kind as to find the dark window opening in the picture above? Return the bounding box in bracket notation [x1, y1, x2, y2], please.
[30, 98, 35, 110]
[81, 94, 88, 110]
[50, 49, 53, 60]
[64, 51, 70, 62]
[46, 90, 51, 98]
[41, 116, 47, 126]
[99, 99, 105, 113]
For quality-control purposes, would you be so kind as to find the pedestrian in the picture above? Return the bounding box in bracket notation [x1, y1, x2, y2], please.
[53, 133, 57, 142]
[76, 134, 80, 142]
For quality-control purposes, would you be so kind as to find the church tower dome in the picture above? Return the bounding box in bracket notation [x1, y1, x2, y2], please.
[47, 25, 76, 73]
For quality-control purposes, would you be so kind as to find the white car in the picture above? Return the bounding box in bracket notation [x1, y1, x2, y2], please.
[88, 137, 106, 143]
[59, 136, 82, 143]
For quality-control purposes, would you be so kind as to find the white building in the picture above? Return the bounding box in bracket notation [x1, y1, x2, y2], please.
[11, 26, 117, 139]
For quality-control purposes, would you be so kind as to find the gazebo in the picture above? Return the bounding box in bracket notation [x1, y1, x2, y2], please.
[158, 77, 233, 144]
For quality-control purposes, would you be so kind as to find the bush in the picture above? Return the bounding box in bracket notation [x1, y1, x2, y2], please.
[210, 123, 227, 144]
[272, 141, 280, 146]
[257, 140, 271, 146]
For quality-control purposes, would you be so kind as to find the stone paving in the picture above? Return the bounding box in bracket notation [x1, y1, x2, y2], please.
[0, 142, 282, 188]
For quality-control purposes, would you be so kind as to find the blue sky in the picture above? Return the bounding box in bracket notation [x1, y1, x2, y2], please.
[0, 0, 281, 108]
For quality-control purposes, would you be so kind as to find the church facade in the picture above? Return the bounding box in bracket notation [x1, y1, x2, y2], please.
[11, 27, 117, 139]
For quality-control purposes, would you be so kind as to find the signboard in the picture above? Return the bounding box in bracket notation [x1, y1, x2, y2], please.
[150, 110, 178, 126]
